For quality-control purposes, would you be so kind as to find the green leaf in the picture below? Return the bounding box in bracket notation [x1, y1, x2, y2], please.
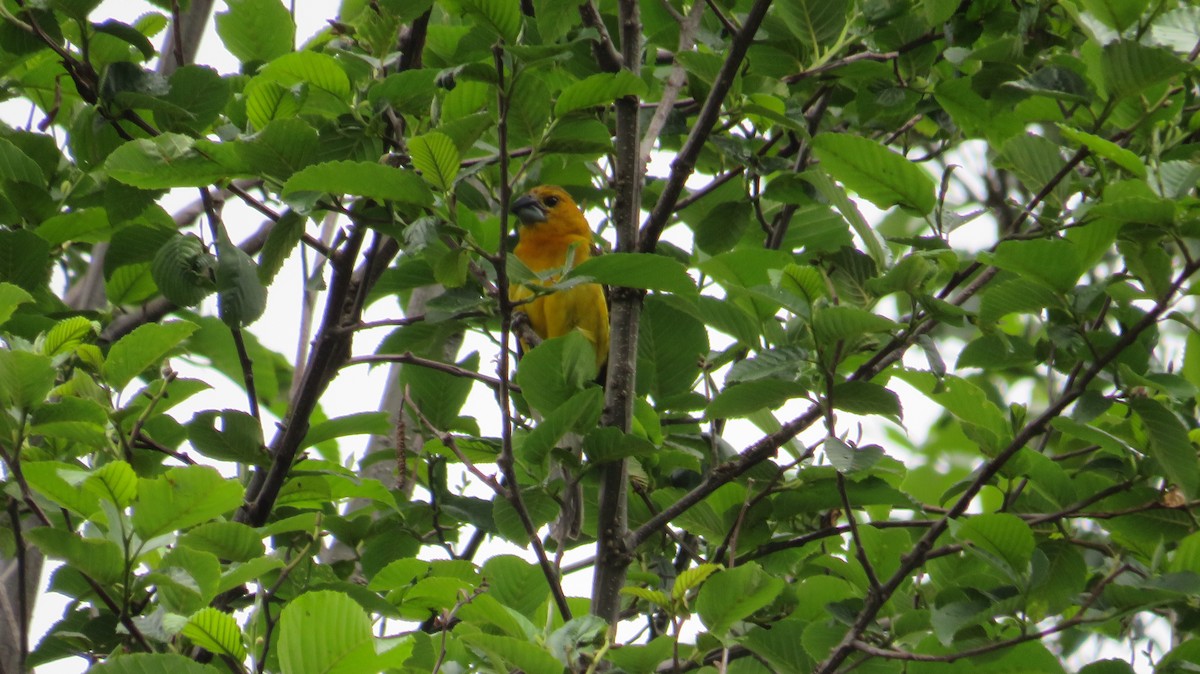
[23, 462, 101, 518]
[258, 210, 305, 285]
[952, 512, 1035, 578]
[1058, 124, 1145, 178]
[897, 370, 1010, 453]
[554, 71, 647, 117]
[978, 277, 1064, 324]
[399, 352, 479, 430]
[1100, 40, 1189, 98]
[0, 137, 45, 185]
[824, 436, 885, 475]
[1082, 0, 1149, 31]
[216, 225, 268, 327]
[811, 134, 936, 214]
[179, 522, 265, 562]
[187, 410, 268, 464]
[985, 239, 1082, 293]
[156, 66, 231, 135]
[777, 0, 847, 48]
[830, 381, 901, 417]
[461, 0, 521, 43]
[1130, 397, 1200, 499]
[87, 653, 217, 674]
[638, 296, 708, 403]
[519, 387, 604, 464]
[812, 306, 897, 344]
[696, 563, 786, 638]
[568, 253, 696, 295]
[693, 201, 751, 255]
[0, 230, 52, 292]
[517, 331, 596, 413]
[132, 465, 246, 538]
[30, 397, 108, 446]
[152, 234, 217, 308]
[104, 320, 197, 391]
[0, 350, 56, 411]
[0, 282, 33, 326]
[743, 620, 813, 673]
[106, 134, 245, 188]
[278, 591, 377, 674]
[482, 555, 549, 618]
[183, 608, 246, 661]
[302, 412, 391, 450]
[1004, 66, 1092, 103]
[86, 461, 138, 508]
[460, 633, 563, 674]
[408, 131, 459, 191]
[582, 426, 657, 463]
[25, 528, 124, 584]
[237, 119, 319, 179]
[215, 0, 295, 63]
[282, 160, 433, 206]
[708, 379, 808, 419]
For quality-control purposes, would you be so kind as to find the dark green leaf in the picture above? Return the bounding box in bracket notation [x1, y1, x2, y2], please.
[811, 134, 936, 214]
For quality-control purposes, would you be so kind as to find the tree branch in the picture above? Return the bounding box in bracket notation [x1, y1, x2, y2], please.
[639, 0, 773, 253]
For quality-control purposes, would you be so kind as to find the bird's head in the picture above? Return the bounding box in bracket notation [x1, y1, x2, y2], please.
[511, 185, 590, 236]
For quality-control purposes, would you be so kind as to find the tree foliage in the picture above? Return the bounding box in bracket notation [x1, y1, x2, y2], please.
[2, 0, 1200, 672]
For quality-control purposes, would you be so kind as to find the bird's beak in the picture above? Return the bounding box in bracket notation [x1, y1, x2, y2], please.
[511, 194, 547, 225]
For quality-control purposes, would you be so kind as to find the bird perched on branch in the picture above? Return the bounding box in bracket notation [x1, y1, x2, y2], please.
[509, 185, 609, 541]
[509, 185, 609, 370]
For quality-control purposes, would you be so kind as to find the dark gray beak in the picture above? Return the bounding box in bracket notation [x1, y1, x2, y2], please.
[511, 194, 546, 224]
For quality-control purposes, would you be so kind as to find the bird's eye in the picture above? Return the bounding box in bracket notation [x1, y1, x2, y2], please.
[544, 196, 559, 207]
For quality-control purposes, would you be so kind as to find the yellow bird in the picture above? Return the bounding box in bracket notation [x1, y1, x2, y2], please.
[509, 185, 610, 370]
[509, 185, 609, 541]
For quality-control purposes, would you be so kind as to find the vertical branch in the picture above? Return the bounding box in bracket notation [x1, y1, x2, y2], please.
[591, 0, 643, 625]
[493, 45, 574, 621]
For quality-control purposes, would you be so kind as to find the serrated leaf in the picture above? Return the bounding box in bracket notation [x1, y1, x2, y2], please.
[282, 160, 433, 206]
[183, 608, 246, 660]
[461, 633, 563, 674]
[105, 134, 242, 188]
[216, 226, 267, 327]
[1058, 124, 1145, 177]
[85, 461, 138, 508]
[104, 321, 196, 390]
[1101, 40, 1189, 98]
[568, 253, 695, 295]
[461, 0, 521, 43]
[830, 381, 901, 417]
[179, 522, 265, 562]
[132, 465, 245, 538]
[215, 0, 295, 63]
[0, 282, 33, 326]
[26, 528, 124, 584]
[953, 512, 1035, 578]
[554, 71, 647, 117]
[0, 137, 44, 185]
[1130, 397, 1200, 499]
[812, 306, 896, 344]
[152, 234, 217, 307]
[708, 379, 807, 419]
[696, 563, 785, 638]
[408, 131, 459, 191]
[278, 591, 377, 674]
[811, 134, 936, 214]
[673, 563, 720, 599]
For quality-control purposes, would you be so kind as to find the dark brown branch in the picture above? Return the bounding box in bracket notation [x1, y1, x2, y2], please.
[815, 257, 1200, 673]
[639, 0, 773, 253]
[346, 354, 515, 392]
[579, 1, 623, 72]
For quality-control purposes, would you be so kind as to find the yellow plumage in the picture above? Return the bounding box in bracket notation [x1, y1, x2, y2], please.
[509, 185, 609, 370]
